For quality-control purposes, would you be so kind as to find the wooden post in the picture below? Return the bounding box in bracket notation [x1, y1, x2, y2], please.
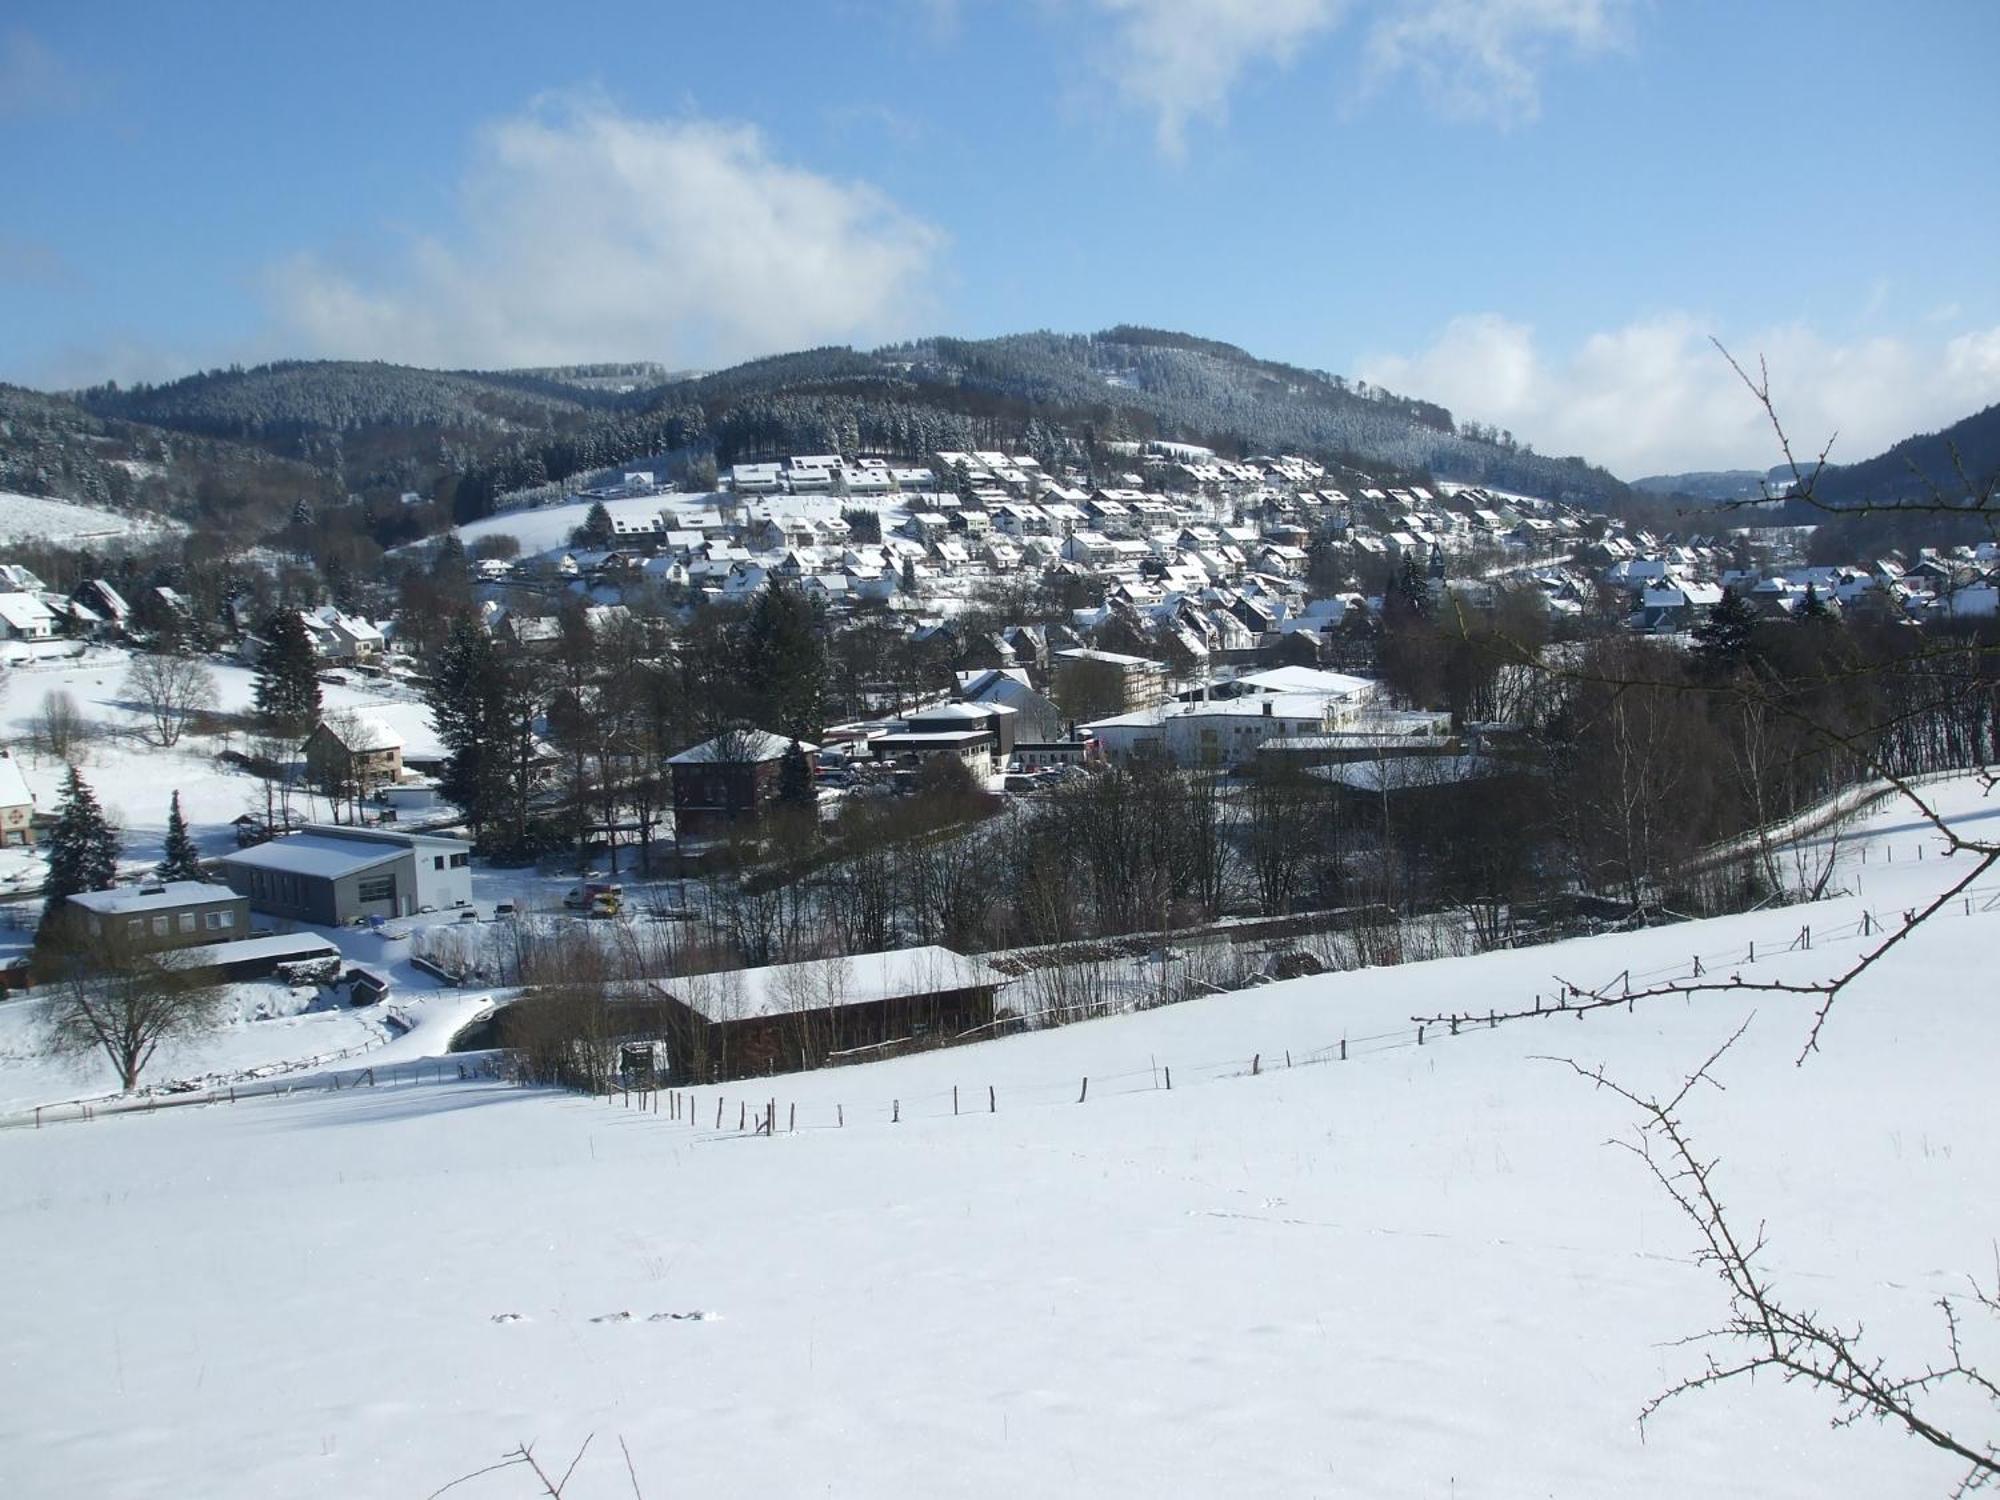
[715, 1096, 724, 1129]
[1078, 1076, 1088, 1104]
[789, 1102, 796, 1133]
[893, 1099, 900, 1123]
[1163, 1067, 1171, 1091]
[1339, 1038, 1346, 1061]
[738, 1101, 746, 1131]
[953, 1085, 959, 1116]
[989, 1084, 996, 1112]
[1252, 1053, 1261, 1076]
[1285, 1050, 1292, 1068]
[838, 1104, 845, 1128]
[1417, 1026, 1425, 1046]
[1748, 940, 1755, 963]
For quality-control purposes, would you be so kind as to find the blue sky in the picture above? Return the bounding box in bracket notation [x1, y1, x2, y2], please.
[3, 0, 1997, 476]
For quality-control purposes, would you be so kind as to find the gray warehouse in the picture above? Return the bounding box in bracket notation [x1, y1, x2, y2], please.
[219, 825, 473, 926]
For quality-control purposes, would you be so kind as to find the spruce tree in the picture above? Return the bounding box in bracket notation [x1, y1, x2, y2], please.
[1798, 582, 1832, 621]
[1691, 587, 1760, 679]
[572, 501, 615, 549]
[742, 582, 827, 740]
[39, 766, 121, 941]
[777, 739, 814, 808]
[254, 608, 322, 735]
[155, 791, 205, 883]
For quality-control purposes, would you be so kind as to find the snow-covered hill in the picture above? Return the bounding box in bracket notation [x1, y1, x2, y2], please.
[0, 780, 1995, 1497]
[0, 490, 184, 545]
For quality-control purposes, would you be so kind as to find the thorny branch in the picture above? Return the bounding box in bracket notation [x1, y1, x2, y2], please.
[1544, 1025, 2000, 1494]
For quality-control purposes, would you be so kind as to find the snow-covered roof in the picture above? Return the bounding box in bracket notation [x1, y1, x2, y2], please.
[656, 945, 999, 1022]
[163, 931, 342, 971]
[221, 827, 467, 880]
[0, 752, 30, 809]
[0, 592, 56, 632]
[1230, 666, 1375, 699]
[316, 715, 403, 753]
[667, 731, 817, 766]
[69, 881, 240, 916]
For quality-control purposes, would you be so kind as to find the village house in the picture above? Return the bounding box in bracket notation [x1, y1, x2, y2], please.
[65, 880, 249, 953]
[302, 715, 405, 793]
[667, 730, 815, 841]
[0, 749, 35, 845]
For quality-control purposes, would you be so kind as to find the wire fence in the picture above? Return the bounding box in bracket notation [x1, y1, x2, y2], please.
[5, 843, 1984, 1139]
[562, 872, 2000, 1143]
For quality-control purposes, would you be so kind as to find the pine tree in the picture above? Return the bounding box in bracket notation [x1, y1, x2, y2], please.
[1798, 582, 1832, 621]
[1691, 587, 1760, 679]
[572, 500, 615, 549]
[154, 791, 204, 883]
[426, 619, 511, 841]
[254, 608, 322, 735]
[39, 766, 121, 941]
[741, 582, 827, 741]
[777, 739, 814, 808]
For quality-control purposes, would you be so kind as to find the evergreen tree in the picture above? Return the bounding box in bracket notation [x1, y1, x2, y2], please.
[1691, 587, 1761, 679]
[777, 739, 814, 808]
[1798, 582, 1832, 621]
[426, 619, 512, 841]
[900, 557, 918, 596]
[39, 766, 121, 941]
[154, 791, 204, 883]
[254, 608, 322, 734]
[572, 500, 615, 549]
[741, 582, 827, 740]
[1384, 550, 1434, 628]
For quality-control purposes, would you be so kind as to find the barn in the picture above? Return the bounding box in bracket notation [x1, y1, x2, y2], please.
[648, 945, 1001, 1085]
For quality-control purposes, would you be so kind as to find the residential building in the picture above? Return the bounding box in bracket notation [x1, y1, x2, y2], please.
[66, 881, 249, 952]
[667, 730, 815, 841]
[0, 749, 33, 845]
[302, 715, 405, 793]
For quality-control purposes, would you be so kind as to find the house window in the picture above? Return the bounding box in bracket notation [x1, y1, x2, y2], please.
[433, 856, 445, 871]
[204, 910, 233, 931]
[449, 853, 468, 868]
[151, 915, 169, 937]
[177, 912, 196, 934]
[357, 875, 395, 904]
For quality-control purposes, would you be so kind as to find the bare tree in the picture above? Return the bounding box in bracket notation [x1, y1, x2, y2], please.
[32, 689, 92, 765]
[122, 652, 218, 748]
[1551, 1026, 1999, 1493]
[40, 936, 225, 1091]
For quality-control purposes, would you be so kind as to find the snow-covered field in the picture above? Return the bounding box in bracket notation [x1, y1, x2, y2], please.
[0, 781, 1995, 1498]
[454, 490, 918, 559]
[0, 647, 444, 890]
[0, 491, 183, 546]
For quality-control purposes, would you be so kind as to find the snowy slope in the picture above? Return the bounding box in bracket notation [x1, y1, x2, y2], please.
[0, 491, 184, 545]
[0, 648, 442, 885]
[0, 781, 1995, 1498]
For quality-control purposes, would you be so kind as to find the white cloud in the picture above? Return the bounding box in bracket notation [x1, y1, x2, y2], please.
[1090, 0, 1350, 157]
[1088, 0, 1626, 152]
[1358, 312, 2000, 478]
[0, 29, 96, 116]
[266, 97, 947, 371]
[1362, 0, 1628, 121]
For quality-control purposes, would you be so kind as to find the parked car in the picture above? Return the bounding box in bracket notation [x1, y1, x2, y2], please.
[563, 881, 623, 911]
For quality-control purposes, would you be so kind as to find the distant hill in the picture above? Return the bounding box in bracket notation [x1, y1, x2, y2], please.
[1801, 401, 2000, 508]
[9, 328, 1638, 533]
[1631, 469, 1770, 503]
[0, 381, 339, 539]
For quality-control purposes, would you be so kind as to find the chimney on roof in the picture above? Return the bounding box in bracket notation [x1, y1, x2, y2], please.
[139, 881, 166, 895]
[1262, 699, 1273, 717]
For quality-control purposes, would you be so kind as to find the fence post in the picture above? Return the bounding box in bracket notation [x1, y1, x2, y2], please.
[1078, 1076, 1089, 1104]
[989, 1084, 996, 1111]
[789, 1103, 795, 1133]
[738, 1101, 746, 1131]
[953, 1085, 959, 1117]
[1339, 1038, 1346, 1061]
[1163, 1068, 1171, 1091]
[893, 1099, 900, 1124]
[838, 1104, 844, 1128]
[1748, 940, 1755, 964]
[715, 1096, 723, 1130]
[1285, 1050, 1292, 1069]
[1417, 1026, 1425, 1046]
[1252, 1053, 1261, 1076]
